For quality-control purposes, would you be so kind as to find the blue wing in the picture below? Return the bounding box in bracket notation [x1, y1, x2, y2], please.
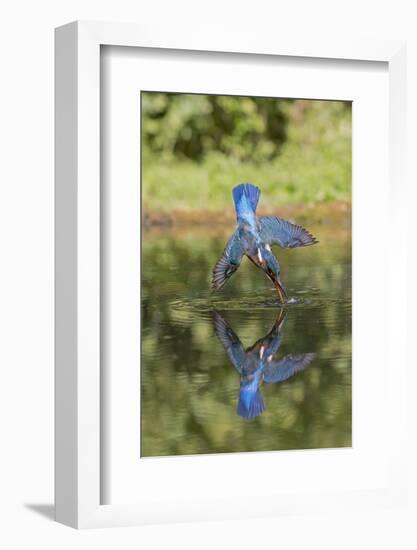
[212, 230, 244, 290]
[212, 312, 245, 373]
[263, 353, 315, 384]
[259, 216, 318, 248]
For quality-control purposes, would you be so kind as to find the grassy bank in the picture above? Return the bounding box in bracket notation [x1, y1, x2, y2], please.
[143, 200, 351, 232]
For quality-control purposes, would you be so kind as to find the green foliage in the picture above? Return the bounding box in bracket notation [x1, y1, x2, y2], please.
[142, 92, 291, 162]
[141, 93, 352, 211]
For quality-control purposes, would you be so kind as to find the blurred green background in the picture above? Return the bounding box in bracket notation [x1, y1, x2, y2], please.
[141, 92, 351, 214]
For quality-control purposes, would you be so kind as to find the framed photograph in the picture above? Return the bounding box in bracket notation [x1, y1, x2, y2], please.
[55, 21, 407, 528]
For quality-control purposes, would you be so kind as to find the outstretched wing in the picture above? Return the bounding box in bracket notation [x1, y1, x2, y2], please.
[263, 353, 315, 384]
[211, 230, 244, 290]
[212, 312, 245, 373]
[259, 216, 318, 248]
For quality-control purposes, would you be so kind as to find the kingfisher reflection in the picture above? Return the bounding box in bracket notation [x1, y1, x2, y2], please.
[213, 310, 315, 419]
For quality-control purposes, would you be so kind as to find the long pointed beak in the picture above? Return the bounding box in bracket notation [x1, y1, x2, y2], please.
[274, 278, 287, 304]
[276, 307, 286, 330]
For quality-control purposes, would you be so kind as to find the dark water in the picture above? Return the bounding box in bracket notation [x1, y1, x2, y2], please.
[141, 223, 351, 457]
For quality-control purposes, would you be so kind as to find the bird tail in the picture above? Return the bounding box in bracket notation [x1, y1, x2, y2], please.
[237, 388, 265, 419]
[232, 183, 260, 214]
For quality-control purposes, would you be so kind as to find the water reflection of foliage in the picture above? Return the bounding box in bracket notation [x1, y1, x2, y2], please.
[141, 227, 351, 457]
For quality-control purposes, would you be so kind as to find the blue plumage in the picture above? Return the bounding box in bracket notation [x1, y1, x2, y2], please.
[213, 310, 315, 419]
[232, 183, 261, 216]
[212, 183, 318, 302]
[237, 388, 265, 419]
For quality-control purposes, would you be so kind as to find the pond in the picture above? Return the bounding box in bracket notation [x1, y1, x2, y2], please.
[141, 220, 351, 457]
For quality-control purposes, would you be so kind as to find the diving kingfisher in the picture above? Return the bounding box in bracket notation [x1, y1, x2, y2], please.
[213, 310, 315, 419]
[211, 183, 318, 302]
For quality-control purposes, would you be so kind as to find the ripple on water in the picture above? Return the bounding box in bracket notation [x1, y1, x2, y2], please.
[168, 287, 350, 315]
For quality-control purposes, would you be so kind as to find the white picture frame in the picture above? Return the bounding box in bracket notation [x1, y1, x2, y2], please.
[55, 21, 407, 529]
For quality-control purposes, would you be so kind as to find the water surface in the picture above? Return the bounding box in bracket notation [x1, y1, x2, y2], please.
[141, 222, 351, 457]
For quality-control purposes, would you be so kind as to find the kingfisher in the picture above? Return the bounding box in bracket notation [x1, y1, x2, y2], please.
[213, 310, 315, 419]
[211, 183, 318, 303]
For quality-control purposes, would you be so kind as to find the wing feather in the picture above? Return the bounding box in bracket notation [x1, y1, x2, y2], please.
[211, 230, 244, 290]
[212, 312, 245, 373]
[263, 353, 315, 384]
[259, 216, 318, 248]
